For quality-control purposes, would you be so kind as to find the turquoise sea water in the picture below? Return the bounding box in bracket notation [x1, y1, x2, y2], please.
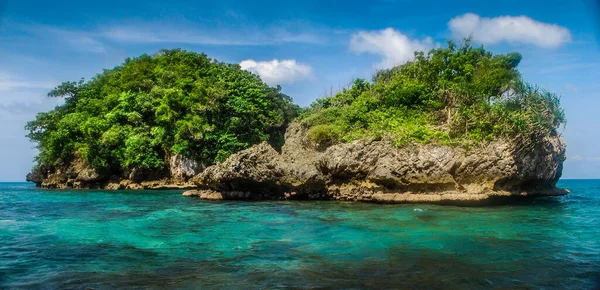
[0, 180, 599, 289]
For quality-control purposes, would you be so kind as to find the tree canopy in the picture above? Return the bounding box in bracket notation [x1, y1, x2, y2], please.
[26, 49, 300, 172]
[26, 40, 566, 178]
[300, 39, 565, 149]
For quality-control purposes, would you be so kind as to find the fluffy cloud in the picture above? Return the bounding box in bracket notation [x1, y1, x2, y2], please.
[448, 13, 572, 48]
[239, 59, 313, 85]
[349, 28, 434, 69]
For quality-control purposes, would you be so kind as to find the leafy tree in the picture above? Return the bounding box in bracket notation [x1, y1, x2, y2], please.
[26, 49, 300, 175]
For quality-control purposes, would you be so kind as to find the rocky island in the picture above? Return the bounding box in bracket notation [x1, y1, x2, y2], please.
[26, 40, 568, 203]
[26, 49, 300, 190]
[184, 122, 566, 204]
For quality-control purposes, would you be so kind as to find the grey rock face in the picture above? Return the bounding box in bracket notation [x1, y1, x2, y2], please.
[26, 165, 47, 186]
[188, 122, 567, 203]
[30, 154, 200, 190]
[27, 155, 110, 189]
[169, 154, 203, 181]
[193, 123, 327, 199]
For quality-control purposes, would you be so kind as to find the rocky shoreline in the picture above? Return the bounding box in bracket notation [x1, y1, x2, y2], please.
[181, 187, 568, 205]
[26, 155, 199, 190]
[28, 122, 567, 204]
[181, 122, 568, 204]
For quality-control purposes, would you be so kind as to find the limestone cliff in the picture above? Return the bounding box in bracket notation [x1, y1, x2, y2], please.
[27, 154, 200, 190]
[184, 122, 567, 204]
[28, 121, 567, 202]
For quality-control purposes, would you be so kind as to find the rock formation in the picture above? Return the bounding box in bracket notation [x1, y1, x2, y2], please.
[27, 154, 198, 190]
[184, 122, 567, 204]
[27, 121, 567, 203]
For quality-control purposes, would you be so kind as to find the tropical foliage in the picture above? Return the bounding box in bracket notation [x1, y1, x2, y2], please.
[26, 49, 300, 172]
[27, 40, 566, 177]
[300, 39, 565, 149]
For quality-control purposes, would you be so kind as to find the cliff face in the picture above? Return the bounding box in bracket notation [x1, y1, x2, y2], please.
[185, 122, 567, 203]
[27, 154, 200, 190]
[29, 121, 567, 202]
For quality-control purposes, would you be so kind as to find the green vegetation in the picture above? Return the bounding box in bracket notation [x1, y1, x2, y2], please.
[301, 39, 565, 149]
[26, 49, 299, 172]
[26, 39, 566, 179]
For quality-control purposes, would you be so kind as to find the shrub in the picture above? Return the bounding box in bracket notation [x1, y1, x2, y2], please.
[300, 38, 565, 149]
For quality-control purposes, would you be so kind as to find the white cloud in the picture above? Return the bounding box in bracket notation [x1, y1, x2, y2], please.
[19, 25, 107, 53]
[0, 72, 55, 91]
[239, 59, 313, 86]
[11, 21, 324, 55]
[103, 26, 255, 45]
[0, 71, 60, 118]
[540, 62, 600, 74]
[568, 155, 600, 162]
[448, 13, 572, 48]
[101, 24, 322, 46]
[570, 155, 584, 161]
[65, 35, 106, 53]
[349, 28, 435, 69]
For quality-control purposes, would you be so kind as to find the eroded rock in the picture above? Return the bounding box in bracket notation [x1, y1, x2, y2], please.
[170, 154, 204, 181]
[187, 122, 567, 203]
[29, 154, 202, 190]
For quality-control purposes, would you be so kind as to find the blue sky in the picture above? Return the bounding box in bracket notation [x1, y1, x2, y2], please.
[0, 0, 599, 181]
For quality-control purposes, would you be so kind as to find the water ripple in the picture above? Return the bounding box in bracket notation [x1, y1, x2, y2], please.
[0, 180, 599, 289]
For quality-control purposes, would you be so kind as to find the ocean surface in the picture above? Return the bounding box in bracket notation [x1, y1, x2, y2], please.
[0, 180, 599, 289]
